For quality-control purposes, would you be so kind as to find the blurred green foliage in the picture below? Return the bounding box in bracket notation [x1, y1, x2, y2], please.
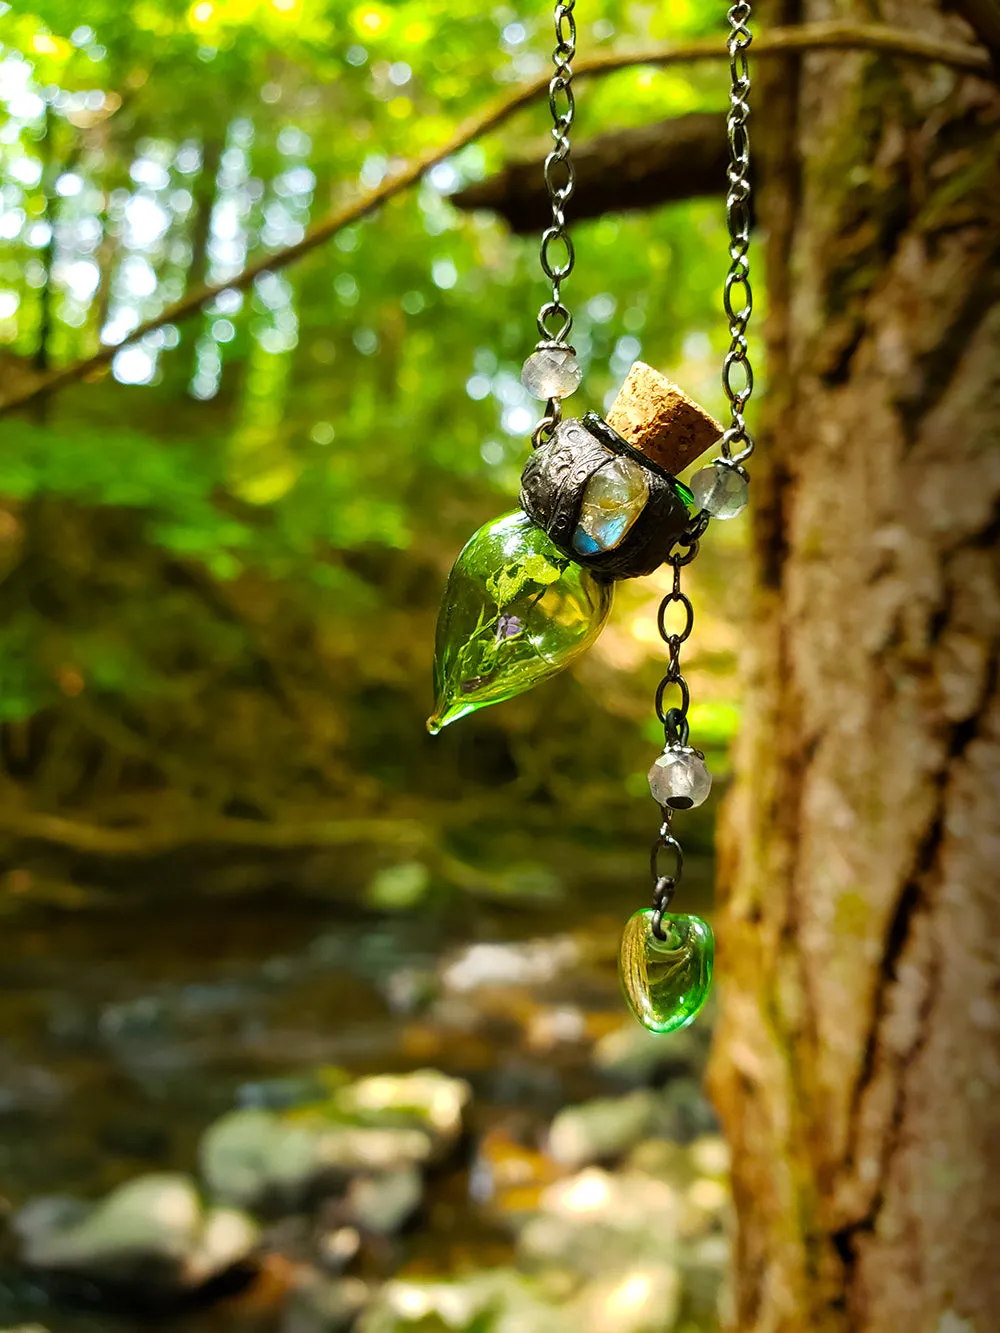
[0, 0, 749, 886]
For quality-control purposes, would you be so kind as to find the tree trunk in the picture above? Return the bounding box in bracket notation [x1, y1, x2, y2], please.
[708, 2, 1000, 1330]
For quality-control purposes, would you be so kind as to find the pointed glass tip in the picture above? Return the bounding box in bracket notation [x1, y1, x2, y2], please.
[426, 699, 474, 735]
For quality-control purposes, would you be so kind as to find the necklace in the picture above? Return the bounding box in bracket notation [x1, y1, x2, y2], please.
[428, 2, 755, 1036]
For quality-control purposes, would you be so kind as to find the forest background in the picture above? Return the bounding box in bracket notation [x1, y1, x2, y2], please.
[0, 0, 746, 905]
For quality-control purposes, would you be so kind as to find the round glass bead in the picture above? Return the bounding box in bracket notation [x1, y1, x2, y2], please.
[648, 747, 712, 810]
[691, 463, 748, 519]
[521, 346, 583, 400]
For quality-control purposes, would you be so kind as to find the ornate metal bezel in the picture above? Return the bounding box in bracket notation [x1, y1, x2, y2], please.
[519, 413, 692, 580]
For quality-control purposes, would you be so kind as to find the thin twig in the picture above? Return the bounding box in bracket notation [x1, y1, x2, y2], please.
[0, 22, 991, 419]
[2, 807, 422, 855]
[0, 804, 511, 895]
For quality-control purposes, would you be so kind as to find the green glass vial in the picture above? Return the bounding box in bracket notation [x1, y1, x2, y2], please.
[427, 510, 614, 734]
[619, 908, 714, 1034]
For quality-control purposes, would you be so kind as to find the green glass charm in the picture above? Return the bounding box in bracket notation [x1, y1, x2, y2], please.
[427, 509, 613, 734]
[619, 908, 714, 1034]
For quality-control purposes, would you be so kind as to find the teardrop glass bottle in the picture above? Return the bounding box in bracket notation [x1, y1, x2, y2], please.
[427, 510, 613, 734]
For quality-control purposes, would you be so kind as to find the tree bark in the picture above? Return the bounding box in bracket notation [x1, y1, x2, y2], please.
[708, 2, 1000, 1330]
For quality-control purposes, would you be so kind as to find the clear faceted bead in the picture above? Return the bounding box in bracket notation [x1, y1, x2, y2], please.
[691, 463, 748, 519]
[648, 747, 712, 810]
[521, 346, 583, 400]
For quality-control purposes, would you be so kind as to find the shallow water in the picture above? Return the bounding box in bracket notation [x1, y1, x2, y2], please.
[0, 867, 715, 1331]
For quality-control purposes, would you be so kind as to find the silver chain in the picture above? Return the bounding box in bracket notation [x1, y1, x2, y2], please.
[535, 0, 577, 347]
[645, 6, 754, 941]
[720, 2, 754, 468]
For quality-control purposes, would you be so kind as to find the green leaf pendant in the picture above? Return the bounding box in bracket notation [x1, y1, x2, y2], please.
[427, 510, 613, 734]
[619, 908, 714, 1034]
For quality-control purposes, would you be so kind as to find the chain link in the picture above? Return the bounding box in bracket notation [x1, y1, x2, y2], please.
[650, 813, 682, 940]
[720, 2, 754, 467]
[648, 554, 696, 941]
[641, 7, 754, 947]
[653, 555, 693, 748]
[535, 1, 577, 345]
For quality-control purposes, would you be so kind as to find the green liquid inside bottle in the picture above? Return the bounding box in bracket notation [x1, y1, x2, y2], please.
[427, 510, 614, 734]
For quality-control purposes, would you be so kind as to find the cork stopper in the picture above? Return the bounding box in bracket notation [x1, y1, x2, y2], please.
[606, 361, 722, 475]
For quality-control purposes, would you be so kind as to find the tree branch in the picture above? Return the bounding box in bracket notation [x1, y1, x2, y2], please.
[451, 113, 729, 233]
[0, 806, 508, 896]
[950, 0, 1000, 65]
[2, 807, 422, 856]
[0, 22, 990, 420]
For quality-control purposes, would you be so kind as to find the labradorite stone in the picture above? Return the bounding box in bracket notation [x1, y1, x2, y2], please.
[619, 909, 714, 1034]
[572, 456, 650, 556]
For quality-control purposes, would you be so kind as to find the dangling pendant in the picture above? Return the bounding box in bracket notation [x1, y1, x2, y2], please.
[619, 908, 714, 1034]
[618, 550, 720, 1034]
[427, 0, 757, 1038]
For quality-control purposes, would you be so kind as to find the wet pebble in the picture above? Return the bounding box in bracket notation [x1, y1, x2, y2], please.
[344, 1168, 422, 1236]
[282, 1272, 370, 1333]
[546, 1090, 657, 1170]
[358, 1270, 560, 1333]
[439, 938, 579, 994]
[590, 1018, 705, 1086]
[518, 1168, 680, 1275]
[335, 1070, 470, 1152]
[14, 1173, 258, 1296]
[200, 1070, 469, 1214]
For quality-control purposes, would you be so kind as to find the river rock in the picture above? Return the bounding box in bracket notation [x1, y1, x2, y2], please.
[345, 1168, 423, 1235]
[200, 1109, 325, 1210]
[679, 1176, 730, 1240]
[332, 1069, 470, 1153]
[690, 1133, 730, 1178]
[14, 1173, 257, 1293]
[237, 1075, 336, 1110]
[546, 1090, 656, 1169]
[358, 1262, 680, 1333]
[439, 938, 579, 994]
[623, 1132, 728, 1190]
[201, 1105, 434, 1211]
[282, 1273, 370, 1333]
[201, 1071, 468, 1212]
[519, 1168, 679, 1277]
[569, 1264, 681, 1333]
[357, 1270, 567, 1333]
[651, 1075, 720, 1142]
[590, 1019, 703, 1086]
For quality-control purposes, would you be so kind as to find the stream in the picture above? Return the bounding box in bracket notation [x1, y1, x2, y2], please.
[0, 871, 723, 1333]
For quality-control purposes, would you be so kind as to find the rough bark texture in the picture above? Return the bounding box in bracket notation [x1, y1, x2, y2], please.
[707, 2, 1000, 1331]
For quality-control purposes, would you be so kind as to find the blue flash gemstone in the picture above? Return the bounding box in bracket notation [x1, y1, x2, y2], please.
[572, 456, 650, 555]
